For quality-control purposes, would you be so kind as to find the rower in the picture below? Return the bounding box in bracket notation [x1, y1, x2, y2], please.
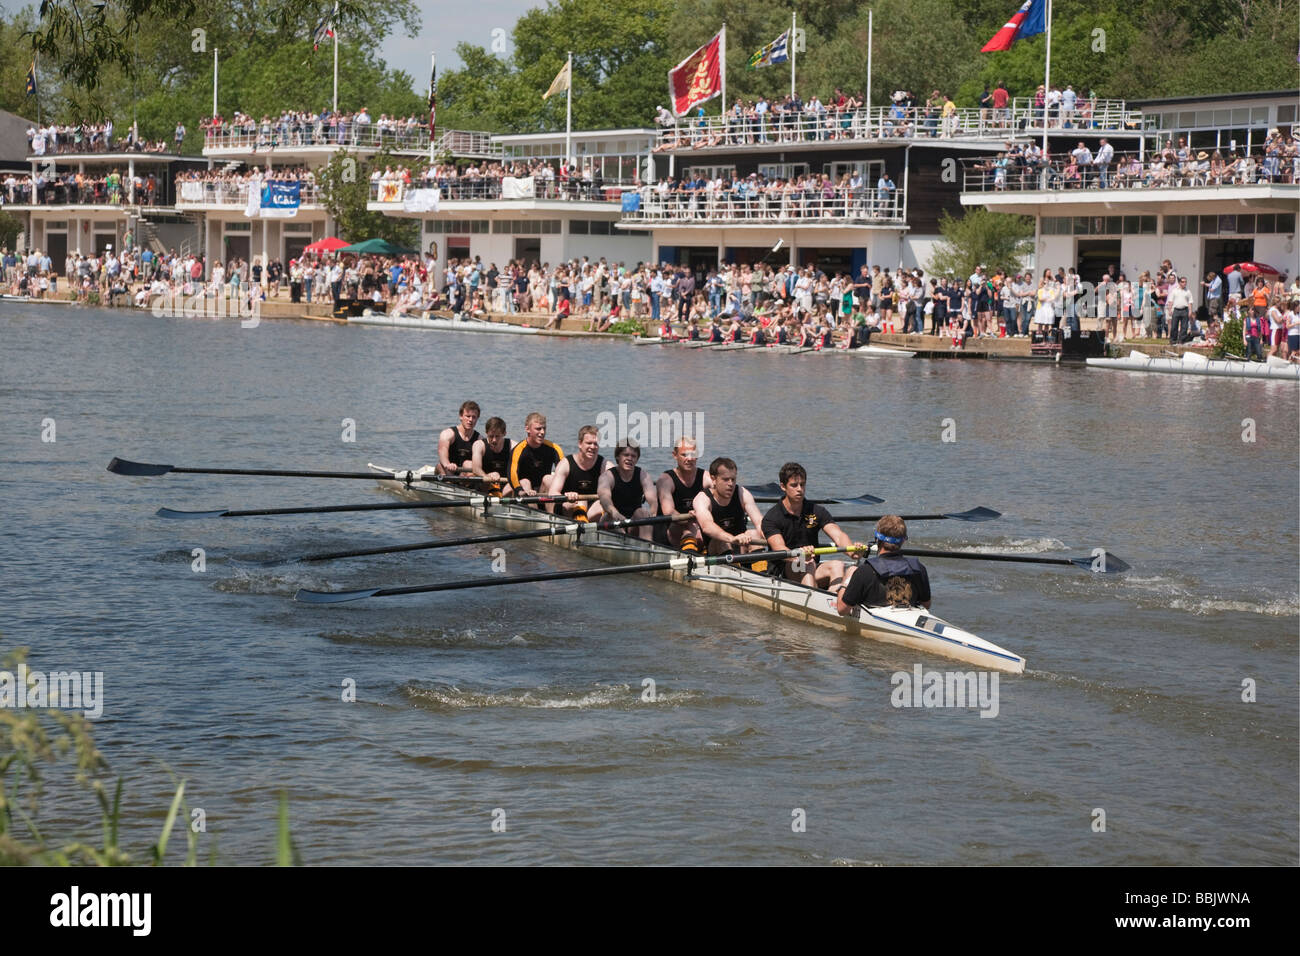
[761, 462, 865, 588]
[470, 416, 512, 494]
[692, 457, 766, 556]
[547, 425, 611, 520]
[597, 438, 659, 539]
[723, 314, 743, 343]
[655, 435, 712, 550]
[705, 318, 723, 343]
[437, 401, 481, 475]
[686, 317, 700, 341]
[835, 516, 932, 614]
[508, 411, 563, 498]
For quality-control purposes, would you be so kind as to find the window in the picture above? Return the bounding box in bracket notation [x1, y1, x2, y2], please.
[1278, 105, 1297, 124]
[1277, 213, 1295, 233]
[225, 222, 251, 232]
[1256, 214, 1275, 233]
[284, 223, 312, 233]
[48, 220, 67, 229]
[1250, 107, 1268, 124]
[570, 220, 589, 235]
[1122, 216, 1139, 234]
[1139, 216, 1157, 235]
[590, 220, 610, 235]
[1204, 215, 1222, 234]
[1073, 217, 1089, 235]
[1104, 217, 1122, 235]
[1237, 215, 1254, 233]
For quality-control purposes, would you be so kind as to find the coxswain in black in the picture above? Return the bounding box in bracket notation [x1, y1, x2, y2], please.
[835, 516, 933, 614]
[508, 411, 563, 498]
[548, 425, 610, 520]
[706, 321, 723, 343]
[437, 401, 481, 475]
[597, 439, 659, 540]
[655, 436, 712, 551]
[692, 456, 766, 557]
[760, 462, 864, 588]
[471, 416, 513, 495]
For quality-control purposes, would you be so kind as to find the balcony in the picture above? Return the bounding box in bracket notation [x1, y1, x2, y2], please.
[654, 99, 1143, 152]
[369, 177, 625, 205]
[961, 152, 1297, 193]
[175, 180, 324, 207]
[619, 186, 905, 225]
[1, 178, 174, 208]
[202, 124, 430, 155]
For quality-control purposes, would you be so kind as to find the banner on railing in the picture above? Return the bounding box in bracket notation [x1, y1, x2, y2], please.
[403, 187, 440, 212]
[378, 180, 403, 203]
[260, 181, 300, 218]
[621, 192, 641, 213]
[501, 176, 535, 200]
[180, 182, 204, 202]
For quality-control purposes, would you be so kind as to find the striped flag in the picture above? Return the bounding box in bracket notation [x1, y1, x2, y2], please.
[25, 60, 36, 97]
[981, 0, 1046, 52]
[313, 2, 338, 51]
[747, 30, 790, 69]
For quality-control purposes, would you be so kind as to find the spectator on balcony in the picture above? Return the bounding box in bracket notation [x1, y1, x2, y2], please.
[1094, 138, 1114, 187]
[1061, 85, 1077, 127]
[940, 95, 958, 138]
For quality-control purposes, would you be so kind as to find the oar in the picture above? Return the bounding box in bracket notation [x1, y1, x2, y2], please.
[157, 494, 596, 520]
[109, 457, 408, 481]
[896, 547, 1130, 573]
[835, 507, 1002, 523]
[295, 545, 813, 604]
[748, 482, 885, 505]
[255, 513, 687, 566]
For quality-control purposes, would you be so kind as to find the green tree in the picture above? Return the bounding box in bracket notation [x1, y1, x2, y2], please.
[315, 149, 418, 247]
[927, 207, 1034, 279]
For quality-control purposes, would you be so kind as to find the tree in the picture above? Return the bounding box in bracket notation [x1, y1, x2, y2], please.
[315, 149, 419, 248]
[927, 207, 1034, 279]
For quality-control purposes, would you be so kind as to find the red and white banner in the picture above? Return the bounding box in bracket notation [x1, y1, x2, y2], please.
[669, 31, 723, 117]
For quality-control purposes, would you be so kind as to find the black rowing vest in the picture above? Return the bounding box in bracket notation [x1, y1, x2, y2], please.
[777, 325, 790, 344]
[706, 490, 746, 542]
[480, 437, 512, 476]
[448, 427, 480, 466]
[562, 454, 605, 495]
[664, 468, 703, 513]
[611, 466, 645, 515]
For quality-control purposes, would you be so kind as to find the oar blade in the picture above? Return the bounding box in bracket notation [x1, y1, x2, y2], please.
[945, 506, 1001, 522]
[294, 587, 383, 604]
[1070, 551, 1130, 574]
[156, 507, 229, 519]
[108, 457, 173, 476]
[836, 493, 886, 505]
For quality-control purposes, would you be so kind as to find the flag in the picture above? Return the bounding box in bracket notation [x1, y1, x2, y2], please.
[25, 61, 36, 97]
[428, 56, 437, 138]
[543, 60, 571, 101]
[981, 0, 1046, 52]
[313, 2, 339, 51]
[747, 30, 790, 69]
[669, 31, 722, 117]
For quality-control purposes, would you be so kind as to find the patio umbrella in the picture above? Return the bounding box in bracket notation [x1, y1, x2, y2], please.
[303, 237, 349, 255]
[1224, 262, 1282, 276]
[336, 238, 419, 256]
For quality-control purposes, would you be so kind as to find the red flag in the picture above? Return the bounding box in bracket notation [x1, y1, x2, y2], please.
[981, 0, 1046, 52]
[669, 31, 722, 117]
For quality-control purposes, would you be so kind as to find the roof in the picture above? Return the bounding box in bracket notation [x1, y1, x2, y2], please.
[1127, 90, 1298, 108]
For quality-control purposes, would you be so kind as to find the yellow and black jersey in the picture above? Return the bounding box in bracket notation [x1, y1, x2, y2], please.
[510, 439, 562, 490]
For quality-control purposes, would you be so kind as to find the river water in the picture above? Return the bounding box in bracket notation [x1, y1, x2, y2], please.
[1, 301, 1296, 865]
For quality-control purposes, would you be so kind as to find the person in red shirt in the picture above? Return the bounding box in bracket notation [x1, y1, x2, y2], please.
[992, 82, 1010, 129]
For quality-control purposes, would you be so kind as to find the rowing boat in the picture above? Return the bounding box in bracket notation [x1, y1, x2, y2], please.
[1087, 350, 1300, 381]
[351, 310, 540, 335]
[367, 464, 1027, 673]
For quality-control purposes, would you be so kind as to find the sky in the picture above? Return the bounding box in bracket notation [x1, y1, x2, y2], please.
[385, 0, 540, 90]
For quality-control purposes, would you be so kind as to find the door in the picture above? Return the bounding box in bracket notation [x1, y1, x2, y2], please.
[514, 237, 541, 265]
[285, 238, 309, 264]
[46, 232, 68, 269]
[224, 235, 250, 263]
[1203, 238, 1254, 278]
[1075, 239, 1121, 285]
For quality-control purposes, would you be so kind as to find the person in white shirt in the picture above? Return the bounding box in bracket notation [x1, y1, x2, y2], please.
[1093, 139, 1114, 187]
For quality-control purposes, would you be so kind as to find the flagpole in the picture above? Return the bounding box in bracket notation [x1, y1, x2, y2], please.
[429, 52, 437, 163]
[34, 53, 41, 127]
[865, 10, 873, 132]
[333, 26, 340, 113]
[720, 24, 727, 116]
[213, 48, 219, 118]
[565, 52, 573, 169]
[790, 10, 796, 99]
[1041, 0, 1052, 159]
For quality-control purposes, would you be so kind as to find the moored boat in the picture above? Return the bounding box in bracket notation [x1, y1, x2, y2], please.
[1087, 350, 1300, 381]
[350, 309, 541, 334]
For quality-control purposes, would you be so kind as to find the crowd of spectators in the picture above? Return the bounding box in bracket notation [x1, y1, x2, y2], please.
[373, 160, 615, 201]
[201, 110, 428, 150]
[635, 169, 900, 220]
[27, 121, 171, 156]
[1, 169, 164, 206]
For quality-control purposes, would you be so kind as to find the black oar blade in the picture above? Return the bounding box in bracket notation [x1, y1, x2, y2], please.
[836, 493, 886, 505]
[295, 587, 383, 604]
[946, 506, 1001, 522]
[1070, 551, 1130, 574]
[109, 457, 173, 476]
[156, 507, 229, 519]
[748, 482, 784, 498]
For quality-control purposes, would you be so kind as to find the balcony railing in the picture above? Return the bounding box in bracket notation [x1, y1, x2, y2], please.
[370, 177, 625, 203]
[655, 99, 1143, 151]
[202, 124, 430, 153]
[620, 186, 905, 224]
[961, 152, 1298, 193]
[433, 130, 503, 159]
[1, 179, 173, 207]
[175, 180, 323, 205]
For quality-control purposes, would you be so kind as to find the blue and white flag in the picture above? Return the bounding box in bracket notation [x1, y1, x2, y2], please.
[747, 30, 790, 69]
[260, 181, 301, 218]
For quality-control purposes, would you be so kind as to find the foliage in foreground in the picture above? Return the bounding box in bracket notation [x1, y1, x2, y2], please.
[926, 207, 1035, 280]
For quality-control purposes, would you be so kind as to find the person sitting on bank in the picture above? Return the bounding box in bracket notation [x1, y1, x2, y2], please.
[835, 515, 932, 614]
[588, 299, 619, 333]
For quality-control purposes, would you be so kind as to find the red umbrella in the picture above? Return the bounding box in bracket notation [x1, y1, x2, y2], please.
[1224, 262, 1282, 276]
[303, 237, 349, 255]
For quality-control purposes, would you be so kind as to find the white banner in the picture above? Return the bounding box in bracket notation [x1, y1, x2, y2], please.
[181, 181, 204, 202]
[244, 181, 261, 218]
[403, 187, 440, 212]
[501, 176, 535, 200]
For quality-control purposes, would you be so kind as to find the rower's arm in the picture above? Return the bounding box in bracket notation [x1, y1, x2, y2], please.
[656, 474, 676, 516]
[692, 491, 729, 543]
[596, 469, 619, 518]
[640, 471, 660, 515]
[436, 428, 455, 472]
[508, 441, 528, 492]
[740, 490, 766, 537]
[824, 521, 857, 551]
[470, 439, 488, 478]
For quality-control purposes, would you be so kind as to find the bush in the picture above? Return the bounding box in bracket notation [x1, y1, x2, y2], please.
[609, 318, 647, 335]
[1213, 315, 1244, 358]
